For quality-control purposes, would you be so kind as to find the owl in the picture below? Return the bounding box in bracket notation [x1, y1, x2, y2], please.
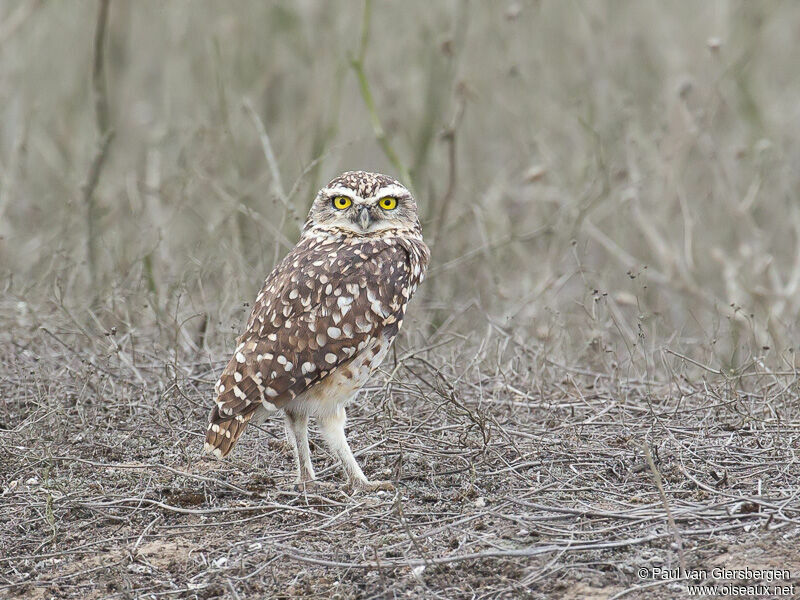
[204, 171, 430, 492]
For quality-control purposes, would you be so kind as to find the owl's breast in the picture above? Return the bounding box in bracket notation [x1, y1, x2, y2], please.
[283, 332, 395, 417]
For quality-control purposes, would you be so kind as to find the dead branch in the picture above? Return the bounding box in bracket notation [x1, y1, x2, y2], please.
[81, 0, 114, 292]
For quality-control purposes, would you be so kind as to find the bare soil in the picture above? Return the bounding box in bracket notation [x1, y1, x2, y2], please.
[2, 321, 799, 599]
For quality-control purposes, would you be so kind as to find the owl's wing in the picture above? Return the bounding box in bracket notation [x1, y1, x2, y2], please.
[204, 235, 426, 457]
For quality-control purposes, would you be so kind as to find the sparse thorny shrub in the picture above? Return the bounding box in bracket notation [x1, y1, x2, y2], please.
[3, 3, 800, 380]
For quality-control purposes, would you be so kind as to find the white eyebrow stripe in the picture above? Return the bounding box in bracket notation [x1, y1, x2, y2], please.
[368, 184, 410, 200]
[322, 186, 364, 200]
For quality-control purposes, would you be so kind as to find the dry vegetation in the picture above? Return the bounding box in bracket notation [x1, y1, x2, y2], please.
[1, 1, 800, 598]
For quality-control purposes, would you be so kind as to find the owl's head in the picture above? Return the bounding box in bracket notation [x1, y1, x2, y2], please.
[303, 171, 421, 237]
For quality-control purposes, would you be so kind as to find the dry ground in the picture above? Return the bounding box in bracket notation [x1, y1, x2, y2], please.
[1, 311, 799, 599]
[3, 1, 800, 599]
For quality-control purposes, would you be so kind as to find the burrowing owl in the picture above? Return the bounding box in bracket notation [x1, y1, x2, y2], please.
[204, 171, 429, 492]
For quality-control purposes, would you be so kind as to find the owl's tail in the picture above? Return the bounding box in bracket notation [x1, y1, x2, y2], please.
[203, 405, 252, 458]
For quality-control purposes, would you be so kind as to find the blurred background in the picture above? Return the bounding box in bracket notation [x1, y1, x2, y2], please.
[2, 0, 800, 377]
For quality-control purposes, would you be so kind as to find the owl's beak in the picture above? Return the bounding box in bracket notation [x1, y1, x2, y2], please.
[357, 207, 370, 230]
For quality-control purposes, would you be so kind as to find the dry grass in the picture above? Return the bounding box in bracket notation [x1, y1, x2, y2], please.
[2, 1, 800, 598]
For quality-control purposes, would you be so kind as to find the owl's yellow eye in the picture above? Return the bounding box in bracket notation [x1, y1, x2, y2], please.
[332, 196, 352, 210]
[379, 196, 397, 210]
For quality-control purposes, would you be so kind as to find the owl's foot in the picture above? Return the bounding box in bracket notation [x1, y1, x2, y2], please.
[347, 479, 395, 494]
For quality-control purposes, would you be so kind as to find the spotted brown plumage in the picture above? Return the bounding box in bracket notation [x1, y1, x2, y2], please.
[204, 171, 429, 492]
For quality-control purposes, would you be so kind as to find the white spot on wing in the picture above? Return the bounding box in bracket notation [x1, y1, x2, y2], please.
[302, 362, 316, 374]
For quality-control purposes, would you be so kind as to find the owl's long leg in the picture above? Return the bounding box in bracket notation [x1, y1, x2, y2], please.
[317, 407, 394, 492]
[284, 412, 315, 483]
